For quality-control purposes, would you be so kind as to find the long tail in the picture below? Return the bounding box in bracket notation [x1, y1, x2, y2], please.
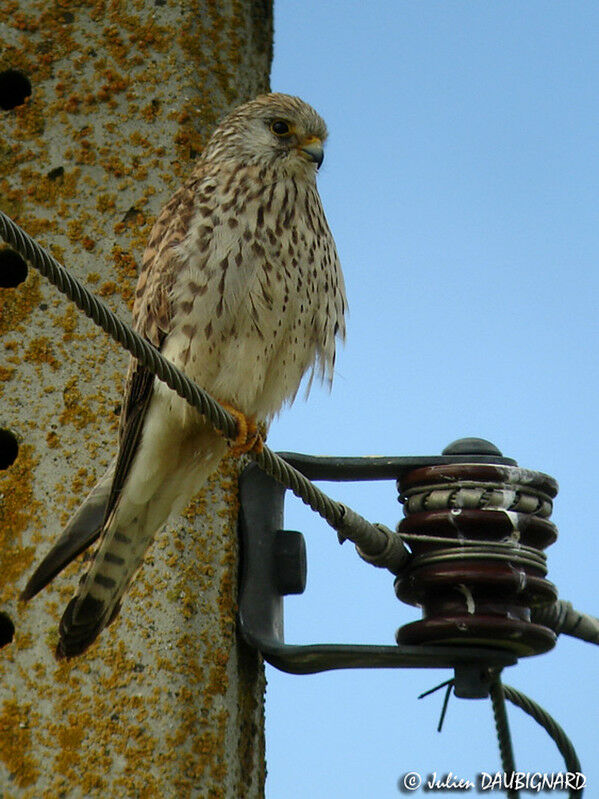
[56, 507, 159, 658]
[56, 418, 228, 659]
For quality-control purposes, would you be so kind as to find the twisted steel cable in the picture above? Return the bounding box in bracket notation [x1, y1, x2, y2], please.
[490, 677, 519, 799]
[0, 210, 406, 571]
[503, 684, 583, 799]
[532, 600, 599, 645]
[490, 677, 583, 799]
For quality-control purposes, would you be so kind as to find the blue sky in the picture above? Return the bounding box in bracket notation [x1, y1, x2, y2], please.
[264, 3, 599, 797]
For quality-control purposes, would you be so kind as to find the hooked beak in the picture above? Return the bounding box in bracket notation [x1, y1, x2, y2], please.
[298, 136, 324, 169]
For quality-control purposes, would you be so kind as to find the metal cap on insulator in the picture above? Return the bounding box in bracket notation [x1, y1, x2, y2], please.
[394, 438, 559, 657]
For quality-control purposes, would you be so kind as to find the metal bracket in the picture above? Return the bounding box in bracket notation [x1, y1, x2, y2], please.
[237, 449, 518, 690]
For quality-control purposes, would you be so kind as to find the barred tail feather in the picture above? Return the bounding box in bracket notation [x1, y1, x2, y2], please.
[57, 594, 122, 659]
[56, 517, 152, 659]
[56, 423, 228, 659]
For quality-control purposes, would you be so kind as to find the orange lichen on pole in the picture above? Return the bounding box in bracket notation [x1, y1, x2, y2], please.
[0, 444, 40, 603]
[0, 699, 40, 789]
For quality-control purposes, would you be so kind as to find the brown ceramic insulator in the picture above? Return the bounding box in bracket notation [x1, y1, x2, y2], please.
[395, 462, 559, 657]
[399, 510, 558, 555]
[397, 616, 557, 656]
[399, 463, 558, 499]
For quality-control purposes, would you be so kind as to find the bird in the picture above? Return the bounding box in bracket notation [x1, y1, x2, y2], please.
[21, 93, 347, 658]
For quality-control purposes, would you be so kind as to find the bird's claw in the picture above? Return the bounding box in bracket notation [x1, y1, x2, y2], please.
[220, 402, 264, 456]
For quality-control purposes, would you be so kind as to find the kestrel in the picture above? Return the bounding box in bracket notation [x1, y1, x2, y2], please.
[23, 93, 347, 657]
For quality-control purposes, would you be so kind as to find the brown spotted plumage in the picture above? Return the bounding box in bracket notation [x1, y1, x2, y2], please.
[22, 93, 347, 657]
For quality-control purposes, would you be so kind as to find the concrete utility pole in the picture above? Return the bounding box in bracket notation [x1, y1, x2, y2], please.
[0, 2, 272, 795]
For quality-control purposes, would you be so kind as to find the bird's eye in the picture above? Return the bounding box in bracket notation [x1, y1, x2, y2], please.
[270, 119, 291, 137]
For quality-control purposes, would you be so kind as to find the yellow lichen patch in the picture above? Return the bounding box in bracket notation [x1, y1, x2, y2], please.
[213, 457, 240, 631]
[49, 241, 66, 263]
[0, 443, 41, 600]
[111, 245, 139, 307]
[58, 375, 94, 430]
[0, 700, 40, 788]
[42, 706, 101, 785]
[66, 217, 84, 244]
[181, 501, 208, 528]
[0, 270, 43, 336]
[24, 335, 60, 372]
[46, 430, 60, 448]
[52, 303, 78, 341]
[11, 96, 46, 140]
[0, 364, 15, 382]
[17, 630, 34, 650]
[97, 280, 117, 296]
[206, 656, 229, 697]
[70, 466, 94, 495]
[96, 193, 116, 213]
[17, 165, 81, 207]
[0, 200, 25, 235]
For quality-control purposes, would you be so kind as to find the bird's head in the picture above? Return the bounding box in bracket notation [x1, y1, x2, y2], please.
[203, 93, 328, 177]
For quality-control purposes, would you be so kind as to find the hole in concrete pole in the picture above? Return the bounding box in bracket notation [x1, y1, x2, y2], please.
[0, 248, 28, 288]
[0, 69, 32, 110]
[0, 429, 19, 469]
[0, 613, 15, 649]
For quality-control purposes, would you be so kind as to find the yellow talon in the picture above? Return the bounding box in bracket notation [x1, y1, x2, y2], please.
[220, 402, 264, 456]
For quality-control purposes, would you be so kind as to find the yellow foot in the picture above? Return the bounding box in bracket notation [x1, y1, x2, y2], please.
[219, 401, 264, 456]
